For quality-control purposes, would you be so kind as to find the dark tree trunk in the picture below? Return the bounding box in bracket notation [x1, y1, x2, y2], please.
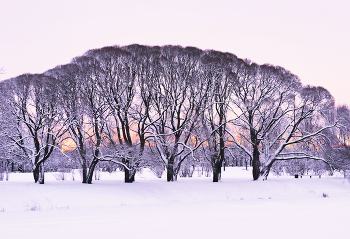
[5, 163, 9, 181]
[167, 160, 177, 182]
[212, 154, 222, 182]
[33, 166, 39, 183]
[213, 170, 221, 182]
[81, 158, 88, 183]
[33, 163, 45, 184]
[216, 101, 225, 181]
[87, 159, 99, 184]
[252, 144, 260, 180]
[76, 127, 88, 183]
[87, 117, 101, 184]
[82, 165, 87, 183]
[124, 166, 135, 183]
[249, 116, 261, 180]
[122, 157, 135, 183]
[213, 163, 222, 182]
[38, 164, 44, 184]
[0, 162, 3, 181]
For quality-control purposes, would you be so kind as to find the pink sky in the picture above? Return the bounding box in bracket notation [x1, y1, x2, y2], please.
[1, 0, 349, 105]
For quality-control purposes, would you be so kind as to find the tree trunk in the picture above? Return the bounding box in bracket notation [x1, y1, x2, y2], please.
[212, 154, 222, 182]
[86, 116, 102, 184]
[249, 112, 261, 180]
[213, 164, 222, 182]
[252, 144, 261, 180]
[167, 161, 177, 182]
[0, 162, 3, 181]
[33, 166, 39, 183]
[5, 162, 9, 181]
[38, 163, 44, 184]
[87, 159, 99, 184]
[261, 166, 270, 180]
[124, 166, 135, 183]
[33, 163, 45, 184]
[216, 102, 225, 180]
[260, 161, 274, 180]
[82, 158, 88, 183]
[76, 127, 88, 183]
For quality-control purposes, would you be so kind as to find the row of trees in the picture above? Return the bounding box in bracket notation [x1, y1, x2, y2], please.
[0, 44, 348, 184]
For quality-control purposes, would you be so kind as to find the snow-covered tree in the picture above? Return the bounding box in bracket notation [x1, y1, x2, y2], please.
[5, 74, 66, 183]
[147, 46, 206, 181]
[200, 50, 237, 182]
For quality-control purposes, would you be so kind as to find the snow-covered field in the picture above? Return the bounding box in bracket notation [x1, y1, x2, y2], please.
[1, 167, 350, 239]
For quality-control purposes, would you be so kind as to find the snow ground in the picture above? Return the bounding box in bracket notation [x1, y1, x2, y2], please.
[1, 167, 350, 239]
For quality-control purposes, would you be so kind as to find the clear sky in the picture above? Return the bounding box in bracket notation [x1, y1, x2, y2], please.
[0, 0, 349, 105]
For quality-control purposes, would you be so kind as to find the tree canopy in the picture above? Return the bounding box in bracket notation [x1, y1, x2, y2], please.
[0, 44, 345, 183]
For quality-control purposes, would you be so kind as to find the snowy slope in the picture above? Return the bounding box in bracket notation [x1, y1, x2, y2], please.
[1, 167, 350, 239]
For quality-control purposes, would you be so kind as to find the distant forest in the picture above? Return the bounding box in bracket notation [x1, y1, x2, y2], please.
[1, 44, 350, 184]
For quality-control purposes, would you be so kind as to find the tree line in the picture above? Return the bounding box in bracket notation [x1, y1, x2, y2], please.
[0, 44, 349, 184]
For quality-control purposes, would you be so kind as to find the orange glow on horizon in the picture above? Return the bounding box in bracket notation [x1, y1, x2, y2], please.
[61, 139, 76, 152]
